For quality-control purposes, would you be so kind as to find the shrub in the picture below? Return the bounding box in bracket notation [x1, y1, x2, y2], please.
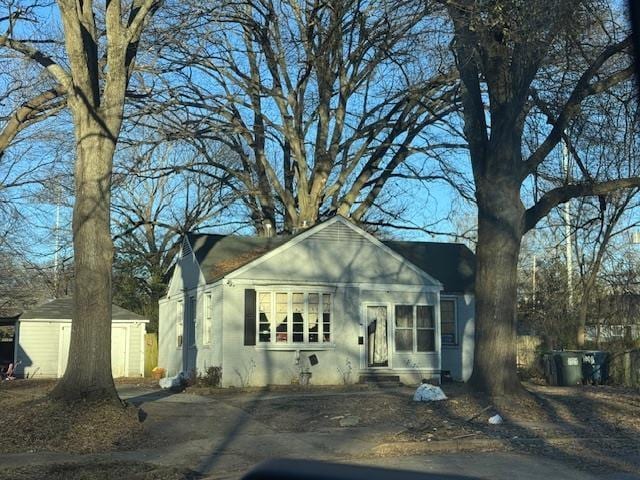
[197, 366, 222, 388]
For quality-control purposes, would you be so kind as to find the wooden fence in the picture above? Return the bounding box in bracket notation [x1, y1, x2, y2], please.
[144, 333, 158, 378]
[609, 349, 640, 387]
[517, 335, 542, 371]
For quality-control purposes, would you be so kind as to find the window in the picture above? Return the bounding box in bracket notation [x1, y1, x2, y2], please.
[258, 292, 272, 342]
[394, 305, 435, 353]
[416, 306, 435, 352]
[203, 293, 212, 346]
[440, 299, 457, 346]
[257, 291, 332, 345]
[395, 305, 413, 352]
[322, 294, 331, 342]
[176, 300, 184, 347]
[189, 296, 196, 347]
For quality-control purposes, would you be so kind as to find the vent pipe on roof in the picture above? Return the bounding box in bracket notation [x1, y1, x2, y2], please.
[262, 220, 274, 238]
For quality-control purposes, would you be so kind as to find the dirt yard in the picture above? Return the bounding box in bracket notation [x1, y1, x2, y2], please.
[207, 382, 640, 476]
[0, 379, 144, 454]
[1, 379, 639, 479]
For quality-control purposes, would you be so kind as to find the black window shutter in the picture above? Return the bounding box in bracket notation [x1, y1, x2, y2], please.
[244, 289, 257, 345]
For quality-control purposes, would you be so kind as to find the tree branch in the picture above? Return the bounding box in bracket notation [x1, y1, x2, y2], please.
[524, 178, 640, 232]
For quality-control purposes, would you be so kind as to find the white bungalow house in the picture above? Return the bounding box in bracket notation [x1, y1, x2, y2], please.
[158, 216, 475, 387]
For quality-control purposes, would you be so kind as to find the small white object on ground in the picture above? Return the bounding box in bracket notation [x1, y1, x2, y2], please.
[159, 371, 186, 390]
[488, 414, 503, 425]
[413, 383, 447, 402]
[339, 415, 360, 427]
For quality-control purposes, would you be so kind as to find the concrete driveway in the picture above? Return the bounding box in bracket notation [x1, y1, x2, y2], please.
[114, 385, 639, 480]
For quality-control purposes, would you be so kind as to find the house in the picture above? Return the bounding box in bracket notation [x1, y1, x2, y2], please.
[158, 216, 475, 387]
[586, 294, 640, 343]
[14, 297, 149, 378]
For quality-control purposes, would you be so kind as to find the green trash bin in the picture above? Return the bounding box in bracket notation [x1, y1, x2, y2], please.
[554, 351, 583, 386]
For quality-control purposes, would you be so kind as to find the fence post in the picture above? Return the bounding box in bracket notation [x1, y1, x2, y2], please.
[624, 351, 631, 387]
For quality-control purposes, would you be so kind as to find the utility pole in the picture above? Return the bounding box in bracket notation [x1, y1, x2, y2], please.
[53, 181, 61, 297]
[532, 254, 537, 307]
[562, 137, 573, 307]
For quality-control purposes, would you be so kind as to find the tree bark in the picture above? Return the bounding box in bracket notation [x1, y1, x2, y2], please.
[51, 119, 118, 402]
[468, 178, 525, 396]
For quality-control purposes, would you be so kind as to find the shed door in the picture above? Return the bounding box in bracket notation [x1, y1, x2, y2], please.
[111, 327, 127, 378]
[58, 325, 71, 378]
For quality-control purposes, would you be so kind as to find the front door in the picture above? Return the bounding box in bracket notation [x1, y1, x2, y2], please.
[365, 305, 389, 368]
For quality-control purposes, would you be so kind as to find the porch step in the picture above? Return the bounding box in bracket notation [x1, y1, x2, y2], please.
[359, 374, 401, 386]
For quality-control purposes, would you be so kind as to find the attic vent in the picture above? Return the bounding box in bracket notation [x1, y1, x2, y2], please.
[311, 221, 367, 243]
[182, 237, 193, 257]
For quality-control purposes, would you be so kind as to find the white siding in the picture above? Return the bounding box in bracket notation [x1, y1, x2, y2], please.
[159, 298, 183, 376]
[219, 285, 442, 388]
[15, 322, 60, 378]
[195, 286, 223, 374]
[15, 320, 146, 378]
[221, 284, 361, 387]
[230, 221, 440, 287]
[127, 323, 145, 376]
[441, 293, 475, 381]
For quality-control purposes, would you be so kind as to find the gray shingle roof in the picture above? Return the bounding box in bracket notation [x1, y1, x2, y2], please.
[20, 297, 147, 321]
[186, 228, 475, 293]
[383, 241, 475, 293]
[187, 233, 293, 284]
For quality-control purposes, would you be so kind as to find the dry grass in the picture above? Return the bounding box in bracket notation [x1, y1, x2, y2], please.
[0, 380, 143, 454]
[225, 382, 640, 475]
[0, 462, 201, 480]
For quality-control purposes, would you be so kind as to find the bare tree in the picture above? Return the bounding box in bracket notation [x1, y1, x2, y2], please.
[142, 0, 459, 233]
[0, 0, 161, 401]
[112, 147, 235, 330]
[447, 0, 639, 395]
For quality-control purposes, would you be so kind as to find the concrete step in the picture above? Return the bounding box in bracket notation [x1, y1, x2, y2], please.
[359, 374, 401, 386]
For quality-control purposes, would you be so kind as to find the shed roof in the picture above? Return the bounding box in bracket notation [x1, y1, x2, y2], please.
[20, 297, 148, 321]
[186, 226, 475, 293]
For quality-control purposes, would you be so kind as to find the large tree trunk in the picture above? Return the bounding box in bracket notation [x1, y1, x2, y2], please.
[469, 180, 525, 396]
[51, 119, 118, 403]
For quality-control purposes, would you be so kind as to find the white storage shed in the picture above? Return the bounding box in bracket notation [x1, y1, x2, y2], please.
[15, 297, 148, 378]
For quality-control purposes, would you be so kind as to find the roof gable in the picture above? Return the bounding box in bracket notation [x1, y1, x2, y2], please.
[182, 217, 475, 291]
[226, 217, 442, 286]
[20, 297, 147, 321]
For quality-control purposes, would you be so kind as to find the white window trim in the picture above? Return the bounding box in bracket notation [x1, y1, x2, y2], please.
[188, 296, 197, 347]
[203, 292, 212, 346]
[393, 305, 414, 354]
[255, 287, 334, 348]
[393, 304, 437, 354]
[440, 296, 458, 347]
[176, 300, 184, 349]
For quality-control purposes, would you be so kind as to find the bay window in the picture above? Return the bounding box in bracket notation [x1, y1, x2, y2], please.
[257, 291, 332, 345]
